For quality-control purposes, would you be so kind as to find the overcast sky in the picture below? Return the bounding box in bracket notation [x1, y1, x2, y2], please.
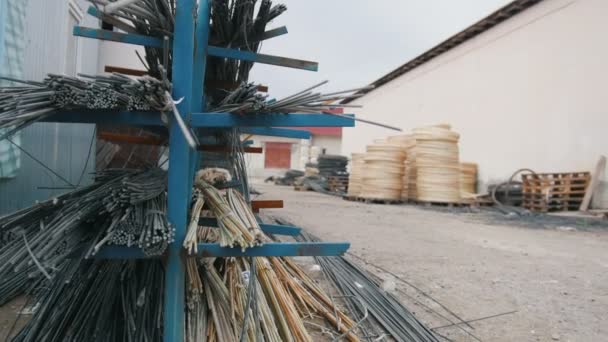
[249, 0, 511, 98]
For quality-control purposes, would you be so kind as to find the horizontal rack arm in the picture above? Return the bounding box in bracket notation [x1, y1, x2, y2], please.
[73, 26, 312, 71]
[240, 127, 311, 139]
[207, 46, 317, 71]
[94, 242, 350, 259]
[198, 217, 301, 236]
[41, 111, 356, 128]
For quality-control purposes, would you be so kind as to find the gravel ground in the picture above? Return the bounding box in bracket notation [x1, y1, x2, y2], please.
[254, 182, 608, 342]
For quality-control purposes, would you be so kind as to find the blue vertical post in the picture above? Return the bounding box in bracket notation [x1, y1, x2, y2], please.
[164, 0, 196, 341]
[189, 0, 211, 186]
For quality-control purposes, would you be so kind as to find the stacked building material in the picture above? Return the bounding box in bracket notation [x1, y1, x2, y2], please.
[405, 141, 418, 200]
[460, 162, 478, 199]
[360, 142, 406, 201]
[347, 153, 365, 197]
[522, 172, 591, 212]
[388, 134, 415, 200]
[317, 154, 348, 176]
[414, 125, 461, 203]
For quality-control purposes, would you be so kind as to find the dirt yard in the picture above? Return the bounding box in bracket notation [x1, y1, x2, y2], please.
[255, 182, 608, 342]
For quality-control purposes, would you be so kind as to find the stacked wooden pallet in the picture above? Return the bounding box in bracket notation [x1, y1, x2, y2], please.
[328, 175, 349, 193]
[414, 125, 461, 204]
[359, 142, 406, 201]
[347, 153, 365, 197]
[522, 172, 591, 212]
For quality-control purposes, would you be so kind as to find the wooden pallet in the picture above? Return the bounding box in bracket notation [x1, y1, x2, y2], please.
[410, 200, 469, 208]
[522, 172, 590, 212]
[327, 175, 349, 193]
[343, 196, 402, 205]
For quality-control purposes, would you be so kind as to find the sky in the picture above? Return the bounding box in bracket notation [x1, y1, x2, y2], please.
[249, 0, 511, 98]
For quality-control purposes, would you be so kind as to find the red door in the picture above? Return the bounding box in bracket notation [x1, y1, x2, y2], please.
[264, 142, 291, 169]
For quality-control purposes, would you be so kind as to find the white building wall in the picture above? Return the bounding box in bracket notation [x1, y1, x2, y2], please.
[97, 42, 145, 73]
[343, 0, 608, 204]
[311, 135, 342, 155]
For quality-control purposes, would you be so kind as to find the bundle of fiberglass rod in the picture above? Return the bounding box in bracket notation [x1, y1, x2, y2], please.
[181, 182, 361, 341]
[0, 168, 173, 307]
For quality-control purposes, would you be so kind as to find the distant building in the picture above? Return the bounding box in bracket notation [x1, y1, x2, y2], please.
[341, 0, 608, 206]
[247, 126, 343, 178]
[0, 0, 100, 214]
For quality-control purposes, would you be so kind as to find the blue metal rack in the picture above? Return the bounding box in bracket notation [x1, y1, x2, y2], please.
[56, 1, 356, 341]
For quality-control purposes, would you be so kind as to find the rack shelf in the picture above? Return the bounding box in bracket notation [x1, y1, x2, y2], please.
[67, 1, 355, 341]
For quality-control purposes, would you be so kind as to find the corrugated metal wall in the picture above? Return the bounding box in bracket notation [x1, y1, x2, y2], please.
[0, 0, 100, 214]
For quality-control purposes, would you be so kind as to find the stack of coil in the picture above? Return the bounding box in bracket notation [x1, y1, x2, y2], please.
[347, 153, 366, 197]
[413, 125, 461, 203]
[360, 141, 406, 200]
[460, 162, 478, 199]
[387, 134, 415, 200]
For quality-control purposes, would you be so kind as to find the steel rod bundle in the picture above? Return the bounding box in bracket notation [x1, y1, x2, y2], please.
[460, 162, 478, 199]
[90, 0, 176, 78]
[347, 153, 365, 197]
[413, 125, 461, 203]
[360, 142, 406, 201]
[210, 81, 367, 114]
[207, 0, 287, 85]
[0, 73, 170, 140]
[0, 168, 173, 305]
[298, 232, 440, 342]
[12, 258, 165, 342]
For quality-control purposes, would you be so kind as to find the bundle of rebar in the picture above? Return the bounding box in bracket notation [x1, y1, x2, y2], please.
[207, 0, 287, 86]
[0, 73, 170, 140]
[0, 168, 173, 306]
[89, 0, 175, 78]
[298, 231, 440, 342]
[210, 81, 367, 114]
[12, 258, 165, 342]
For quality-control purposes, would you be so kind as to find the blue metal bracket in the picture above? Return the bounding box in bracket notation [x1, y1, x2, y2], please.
[198, 217, 301, 236]
[74, 26, 315, 72]
[73, 26, 164, 47]
[95, 242, 349, 258]
[197, 242, 350, 257]
[191, 113, 355, 127]
[208, 46, 317, 71]
[41, 111, 355, 128]
[241, 127, 311, 139]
